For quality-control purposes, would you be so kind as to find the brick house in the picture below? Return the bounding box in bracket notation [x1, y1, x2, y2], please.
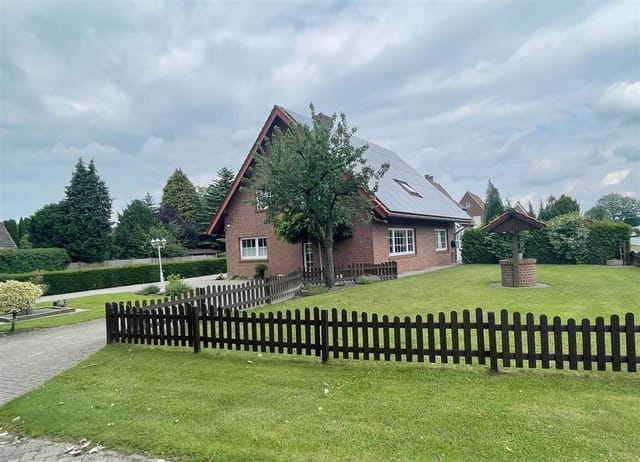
[207, 105, 473, 277]
[459, 191, 485, 226]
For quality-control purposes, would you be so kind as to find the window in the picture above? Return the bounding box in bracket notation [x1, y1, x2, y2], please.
[255, 190, 269, 211]
[240, 237, 267, 260]
[303, 241, 314, 272]
[394, 179, 422, 198]
[465, 202, 471, 209]
[388, 228, 415, 256]
[435, 229, 447, 251]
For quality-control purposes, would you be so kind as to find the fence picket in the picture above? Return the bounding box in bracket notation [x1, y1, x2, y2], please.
[500, 310, 510, 367]
[513, 312, 523, 368]
[451, 311, 460, 364]
[553, 316, 563, 369]
[610, 315, 621, 372]
[581, 318, 592, 371]
[567, 319, 578, 370]
[596, 317, 606, 371]
[625, 313, 637, 372]
[462, 310, 472, 365]
[540, 315, 550, 369]
[438, 312, 447, 364]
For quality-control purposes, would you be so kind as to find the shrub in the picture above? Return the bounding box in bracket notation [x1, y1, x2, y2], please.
[0, 258, 226, 295]
[165, 274, 192, 297]
[0, 280, 43, 315]
[521, 229, 558, 263]
[461, 228, 511, 263]
[547, 213, 589, 264]
[0, 248, 70, 273]
[584, 220, 632, 264]
[254, 263, 268, 279]
[355, 275, 380, 284]
[136, 285, 161, 295]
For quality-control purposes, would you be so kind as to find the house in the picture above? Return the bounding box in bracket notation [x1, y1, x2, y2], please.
[207, 105, 474, 277]
[0, 223, 18, 249]
[459, 191, 485, 226]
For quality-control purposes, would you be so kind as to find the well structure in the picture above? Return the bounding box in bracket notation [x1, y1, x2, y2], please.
[484, 208, 546, 288]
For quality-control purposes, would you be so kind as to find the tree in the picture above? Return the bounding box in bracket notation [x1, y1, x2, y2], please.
[484, 180, 505, 223]
[586, 193, 640, 226]
[197, 167, 235, 250]
[161, 168, 200, 226]
[547, 213, 589, 263]
[113, 199, 159, 258]
[538, 194, 580, 221]
[0, 280, 43, 333]
[527, 201, 536, 218]
[63, 158, 113, 262]
[27, 203, 68, 248]
[252, 104, 388, 287]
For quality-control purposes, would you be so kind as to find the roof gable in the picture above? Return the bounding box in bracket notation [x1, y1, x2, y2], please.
[0, 223, 18, 248]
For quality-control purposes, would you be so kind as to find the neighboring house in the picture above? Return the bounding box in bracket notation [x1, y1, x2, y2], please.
[459, 191, 485, 226]
[0, 223, 18, 249]
[207, 105, 474, 277]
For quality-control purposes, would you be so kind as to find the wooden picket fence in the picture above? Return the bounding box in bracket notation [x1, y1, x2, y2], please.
[303, 262, 398, 285]
[105, 305, 639, 373]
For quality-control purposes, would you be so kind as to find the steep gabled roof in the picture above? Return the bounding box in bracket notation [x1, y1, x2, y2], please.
[207, 106, 473, 234]
[0, 223, 18, 248]
[460, 191, 485, 210]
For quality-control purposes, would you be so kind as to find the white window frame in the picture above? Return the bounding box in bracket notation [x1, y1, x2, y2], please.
[435, 229, 448, 251]
[388, 228, 415, 256]
[240, 237, 268, 260]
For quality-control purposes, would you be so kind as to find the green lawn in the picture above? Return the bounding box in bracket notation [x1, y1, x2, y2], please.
[1, 346, 638, 462]
[1, 264, 638, 461]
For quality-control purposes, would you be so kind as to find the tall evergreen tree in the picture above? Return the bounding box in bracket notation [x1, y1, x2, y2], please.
[483, 180, 505, 223]
[198, 166, 235, 233]
[63, 158, 112, 262]
[113, 199, 159, 258]
[161, 168, 199, 226]
[27, 203, 67, 248]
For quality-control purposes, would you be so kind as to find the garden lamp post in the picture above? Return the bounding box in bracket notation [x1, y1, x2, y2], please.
[150, 238, 167, 292]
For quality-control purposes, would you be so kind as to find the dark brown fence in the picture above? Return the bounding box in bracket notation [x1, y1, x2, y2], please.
[303, 262, 398, 285]
[105, 306, 639, 373]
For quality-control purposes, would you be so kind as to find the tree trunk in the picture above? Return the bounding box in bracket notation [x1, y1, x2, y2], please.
[11, 311, 16, 334]
[323, 244, 336, 288]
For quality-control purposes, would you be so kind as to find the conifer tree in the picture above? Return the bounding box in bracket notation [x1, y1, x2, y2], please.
[483, 180, 505, 223]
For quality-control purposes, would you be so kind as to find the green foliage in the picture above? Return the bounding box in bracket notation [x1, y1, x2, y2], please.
[483, 180, 505, 223]
[161, 168, 200, 226]
[27, 202, 67, 249]
[584, 220, 632, 264]
[0, 258, 226, 295]
[546, 213, 589, 263]
[113, 199, 159, 258]
[0, 280, 43, 314]
[537, 194, 580, 221]
[63, 158, 113, 262]
[253, 104, 388, 287]
[0, 248, 70, 273]
[460, 228, 510, 263]
[254, 263, 268, 279]
[2, 219, 18, 243]
[521, 229, 557, 263]
[165, 273, 192, 297]
[198, 167, 235, 232]
[144, 224, 186, 258]
[586, 193, 640, 226]
[135, 285, 161, 295]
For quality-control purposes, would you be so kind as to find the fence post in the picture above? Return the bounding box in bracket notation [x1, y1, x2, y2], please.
[487, 311, 499, 373]
[321, 309, 329, 363]
[265, 279, 272, 305]
[190, 303, 201, 353]
[105, 303, 113, 344]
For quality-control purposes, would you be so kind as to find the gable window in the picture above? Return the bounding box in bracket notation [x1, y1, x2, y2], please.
[394, 179, 422, 198]
[388, 228, 415, 256]
[255, 190, 269, 211]
[435, 229, 447, 251]
[240, 237, 267, 260]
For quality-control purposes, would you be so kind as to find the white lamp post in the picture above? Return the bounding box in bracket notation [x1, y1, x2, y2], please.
[150, 238, 167, 292]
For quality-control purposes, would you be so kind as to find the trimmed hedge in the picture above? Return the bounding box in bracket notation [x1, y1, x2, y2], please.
[0, 248, 70, 273]
[0, 258, 226, 295]
[462, 219, 632, 265]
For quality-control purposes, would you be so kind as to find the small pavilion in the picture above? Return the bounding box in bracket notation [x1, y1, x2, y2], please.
[484, 208, 546, 288]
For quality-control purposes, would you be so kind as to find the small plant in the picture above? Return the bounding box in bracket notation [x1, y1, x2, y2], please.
[355, 275, 380, 285]
[254, 264, 268, 279]
[0, 280, 43, 333]
[136, 285, 160, 295]
[165, 274, 192, 297]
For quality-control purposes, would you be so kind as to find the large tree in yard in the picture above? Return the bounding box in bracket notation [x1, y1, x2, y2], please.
[586, 193, 640, 226]
[252, 104, 388, 287]
[484, 180, 505, 223]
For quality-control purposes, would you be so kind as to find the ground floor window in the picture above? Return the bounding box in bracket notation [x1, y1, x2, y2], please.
[435, 229, 447, 251]
[240, 237, 267, 260]
[388, 228, 415, 256]
[304, 241, 314, 271]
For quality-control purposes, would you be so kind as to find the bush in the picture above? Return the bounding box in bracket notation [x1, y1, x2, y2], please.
[0, 248, 70, 273]
[584, 220, 632, 264]
[0, 280, 43, 315]
[165, 274, 192, 297]
[547, 213, 589, 264]
[461, 228, 511, 263]
[0, 258, 226, 295]
[254, 263, 268, 279]
[136, 285, 160, 295]
[521, 229, 558, 263]
[355, 275, 380, 284]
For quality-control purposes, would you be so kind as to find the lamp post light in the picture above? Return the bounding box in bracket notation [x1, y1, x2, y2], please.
[150, 238, 167, 292]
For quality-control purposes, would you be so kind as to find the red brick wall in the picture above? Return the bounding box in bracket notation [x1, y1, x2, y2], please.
[460, 193, 484, 225]
[223, 189, 302, 277]
[499, 258, 537, 287]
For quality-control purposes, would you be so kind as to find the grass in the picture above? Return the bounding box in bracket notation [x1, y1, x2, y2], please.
[1, 346, 638, 462]
[1, 264, 638, 461]
[0, 292, 160, 332]
[278, 264, 640, 322]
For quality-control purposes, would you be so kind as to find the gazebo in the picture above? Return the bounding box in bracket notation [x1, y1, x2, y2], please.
[484, 208, 546, 287]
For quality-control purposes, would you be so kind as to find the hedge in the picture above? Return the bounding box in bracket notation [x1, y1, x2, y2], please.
[462, 219, 632, 265]
[0, 258, 227, 296]
[0, 248, 70, 273]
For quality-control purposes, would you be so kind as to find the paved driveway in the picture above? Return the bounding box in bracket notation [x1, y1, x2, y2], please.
[0, 319, 105, 406]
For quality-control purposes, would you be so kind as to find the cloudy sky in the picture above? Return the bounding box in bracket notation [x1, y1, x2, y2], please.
[1, 0, 639, 222]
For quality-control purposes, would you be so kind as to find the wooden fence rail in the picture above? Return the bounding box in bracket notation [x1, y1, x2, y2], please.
[303, 262, 398, 285]
[105, 306, 639, 373]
